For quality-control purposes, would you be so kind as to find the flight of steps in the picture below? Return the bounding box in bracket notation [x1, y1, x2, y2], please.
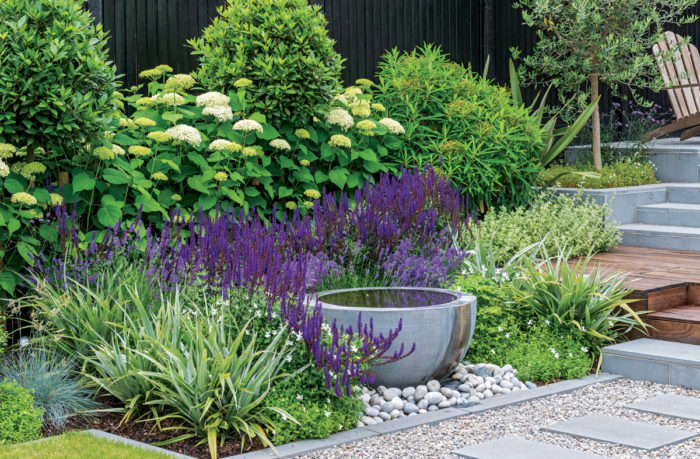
[621, 183, 700, 251]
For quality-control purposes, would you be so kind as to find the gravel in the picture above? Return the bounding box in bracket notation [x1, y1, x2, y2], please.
[298, 379, 700, 458]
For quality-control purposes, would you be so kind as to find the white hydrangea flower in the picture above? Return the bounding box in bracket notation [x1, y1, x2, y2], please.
[155, 92, 186, 106]
[326, 108, 354, 131]
[196, 91, 230, 107]
[0, 159, 9, 177]
[232, 119, 264, 133]
[378, 118, 406, 135]
[165, 124, 202, 147]
[269, 138, 291, 151]
[209, 139, 232, 151]
[202, 104, 234, 122]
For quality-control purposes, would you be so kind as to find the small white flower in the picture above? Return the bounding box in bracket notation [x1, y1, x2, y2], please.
[324, 410, 331, 417]
[504, 332, 510, 338]
[490, 349, 496, 354]
[581, 347, 589, 353]
[296, 394, 303, 400]
[544, 319, 550, 325]
[265, 331, 271, 339]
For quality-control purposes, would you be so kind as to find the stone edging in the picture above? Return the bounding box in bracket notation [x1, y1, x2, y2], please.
[230, 372, 621, 459]
[84, 429, 196, 458]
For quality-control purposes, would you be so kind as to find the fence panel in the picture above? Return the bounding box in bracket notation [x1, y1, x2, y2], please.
[85, 0, 700, 116]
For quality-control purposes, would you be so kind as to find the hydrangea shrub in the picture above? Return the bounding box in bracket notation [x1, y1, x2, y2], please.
[190, 0, 344, 127]
[79, 69, 404, 227]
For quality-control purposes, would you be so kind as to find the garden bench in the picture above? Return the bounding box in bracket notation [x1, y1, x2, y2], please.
[644, 31, 700, 142]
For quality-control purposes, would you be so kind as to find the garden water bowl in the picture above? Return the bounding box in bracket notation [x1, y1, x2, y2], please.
[311, 287, 476, 388]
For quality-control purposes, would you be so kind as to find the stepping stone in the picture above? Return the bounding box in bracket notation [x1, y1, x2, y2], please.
[542, 414, 698, 451]
[626, 394, 700, 421]
[452, 437, 609, 459]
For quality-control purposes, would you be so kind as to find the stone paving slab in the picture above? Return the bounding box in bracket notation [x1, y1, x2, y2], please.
[626, 394, 700, 421]
[452, 437, 610, 459]
[542, 414, 699, 451]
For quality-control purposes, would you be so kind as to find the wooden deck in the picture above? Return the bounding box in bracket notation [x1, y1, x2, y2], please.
[587, 246, 700, 345]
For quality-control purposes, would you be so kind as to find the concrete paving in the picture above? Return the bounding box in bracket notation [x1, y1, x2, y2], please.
[452, 437, 610, 459]
[626, 394, 700, 422]
[542, 414, 698, 450]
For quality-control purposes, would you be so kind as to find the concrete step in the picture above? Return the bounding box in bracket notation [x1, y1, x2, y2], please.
[601, 338, 700, 389]
[620, 223, 700, 251]
[637, 202, 700, 227]
[667, 183, 700, 204]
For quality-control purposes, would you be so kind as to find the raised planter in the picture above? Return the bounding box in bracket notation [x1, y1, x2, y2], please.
[309, 287, 477, 388]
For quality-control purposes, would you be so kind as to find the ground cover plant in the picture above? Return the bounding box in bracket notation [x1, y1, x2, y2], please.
[541, 159, 658, 189]
[475, 191, 621, 265]
[375, 44, 544, 212]
[190, 0, 343, 127]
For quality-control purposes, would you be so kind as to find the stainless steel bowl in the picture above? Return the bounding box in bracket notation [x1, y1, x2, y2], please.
[310, 287, 477, 388]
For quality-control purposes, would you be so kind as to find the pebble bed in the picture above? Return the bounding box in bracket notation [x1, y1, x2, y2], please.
[358, 363, 535, 426]
[302, 379, 700, 458]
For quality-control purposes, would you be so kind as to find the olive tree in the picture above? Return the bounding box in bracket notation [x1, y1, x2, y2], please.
[513, 0, 697, 169]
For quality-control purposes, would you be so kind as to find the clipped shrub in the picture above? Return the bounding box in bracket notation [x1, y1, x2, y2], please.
[0, 0, 117, 297]
[375, 44, 544, 211]
[476, 192, 621, 264]
[541, 159, 658, 189]
[0, 0, 117, 159]
[190, 0, 343, 126]
[0, 348, 98, 428]
[0, 379, 43, 445]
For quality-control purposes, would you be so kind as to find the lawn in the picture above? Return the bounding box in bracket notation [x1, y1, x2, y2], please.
[0, 431, 171, 459]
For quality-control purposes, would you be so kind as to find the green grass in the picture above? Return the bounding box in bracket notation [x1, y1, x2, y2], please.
[0, 431, 172, 459]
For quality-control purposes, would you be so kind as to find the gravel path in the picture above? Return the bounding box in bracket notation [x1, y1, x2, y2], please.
[299, 379, 700, 458]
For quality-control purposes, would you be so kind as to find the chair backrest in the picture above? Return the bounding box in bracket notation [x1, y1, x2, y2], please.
[653, 31, 700, 119]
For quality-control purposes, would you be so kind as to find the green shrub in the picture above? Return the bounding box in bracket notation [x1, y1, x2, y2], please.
[0, 379, 43, 445]
[513, 250, 648, 359]
[375, 44, 544, 211]
[476, 192, 621, 264]
[0, 0, 117, 159]
[190, 0, 343, 127]
[0, 0, 117, 298]
[501, 321, 593, 382]
[541, 159, 658, 189]
[0, 348, 98, 428]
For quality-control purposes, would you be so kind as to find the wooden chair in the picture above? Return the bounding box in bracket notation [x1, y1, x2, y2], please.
[644, 32, 700, 142]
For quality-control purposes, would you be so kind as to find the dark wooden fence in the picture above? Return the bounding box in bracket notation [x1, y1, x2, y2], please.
[84, 0, 700, 114]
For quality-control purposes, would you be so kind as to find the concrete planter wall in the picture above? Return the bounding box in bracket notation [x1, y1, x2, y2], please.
[549, 183, 669, 225]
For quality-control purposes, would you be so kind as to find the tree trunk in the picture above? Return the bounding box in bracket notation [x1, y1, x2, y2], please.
[590, 73, 602, 170]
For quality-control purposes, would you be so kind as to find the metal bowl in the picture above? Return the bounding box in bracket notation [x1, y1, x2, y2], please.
[310, 287, 477, 388]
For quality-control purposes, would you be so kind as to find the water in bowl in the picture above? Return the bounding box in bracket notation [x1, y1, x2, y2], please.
[318, 288, 456, 308]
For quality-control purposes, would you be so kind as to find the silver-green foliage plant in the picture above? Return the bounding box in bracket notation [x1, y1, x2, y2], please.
[512, 0, 697, 169]
[513, 248, 648, 361]
[476, 192, 621, 265]
[190, 0, 344, 127]
[82, 290, 295, 459]
[0, 0, 117, 160]
[0, 348, 98, 428]
[375, 44, 545, 211]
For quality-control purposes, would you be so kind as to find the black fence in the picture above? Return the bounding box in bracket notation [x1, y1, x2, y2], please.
[85, 0, 700, 114]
